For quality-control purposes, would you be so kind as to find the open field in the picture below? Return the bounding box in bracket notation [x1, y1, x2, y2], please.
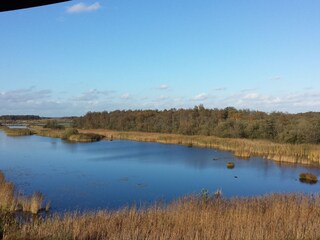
[2, 193, 320, 240]
[79, 129, 320, 166]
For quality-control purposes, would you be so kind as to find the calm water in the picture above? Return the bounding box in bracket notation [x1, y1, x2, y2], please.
[0, 130, 319, 212]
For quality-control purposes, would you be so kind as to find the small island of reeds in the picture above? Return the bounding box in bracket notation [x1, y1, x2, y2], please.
[29, 126, 104, 143]
[299, 173, 318, 184]
[227, 162, 235, 169]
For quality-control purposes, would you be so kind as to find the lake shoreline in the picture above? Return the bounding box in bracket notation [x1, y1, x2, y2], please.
[78, 128, 320, 167]
[2, 125, 320, 167]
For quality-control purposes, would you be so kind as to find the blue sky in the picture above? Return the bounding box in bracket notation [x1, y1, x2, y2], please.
[0, 0, 319, 116]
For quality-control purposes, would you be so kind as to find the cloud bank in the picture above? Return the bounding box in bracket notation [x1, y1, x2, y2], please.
[67, 2, 101, 14]
[1, 87, 320, 117]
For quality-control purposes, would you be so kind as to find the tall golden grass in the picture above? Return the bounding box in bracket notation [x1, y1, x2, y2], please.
[0, 171, 44, 214]
[79, 129, 320, 166]
[5, 193, 320, 240]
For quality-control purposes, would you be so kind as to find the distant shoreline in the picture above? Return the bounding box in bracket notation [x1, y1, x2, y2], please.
[78, 128, 320, 167]
[2, 124, 320, 167]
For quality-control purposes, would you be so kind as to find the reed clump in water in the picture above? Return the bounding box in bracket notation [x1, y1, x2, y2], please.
[68, 133, 104, 142]
[0, 172, 15, 211]
[5, 193, 320, 240]
[299, 173, 318, 184]
[30, 126, 103, 142]
[0, 171, 45, 214]
[227, 162, 235, 169]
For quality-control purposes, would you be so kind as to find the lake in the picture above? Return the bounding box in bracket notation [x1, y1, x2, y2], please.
[0, 130, 319, 212]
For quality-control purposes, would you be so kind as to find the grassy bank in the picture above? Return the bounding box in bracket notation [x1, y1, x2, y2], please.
[0, 126, 33, 137]
[79, 129, 320, 166]
[2, 193, 320, 240]
[30, 126, 104, 143]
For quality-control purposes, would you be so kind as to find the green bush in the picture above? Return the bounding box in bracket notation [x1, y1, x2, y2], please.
[62, 128, 79, 140]
[44, 120, 65, 130]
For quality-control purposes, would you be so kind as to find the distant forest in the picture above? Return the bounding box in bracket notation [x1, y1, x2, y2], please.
[74, 106, 320, 144]
[0, 115, 41, 121]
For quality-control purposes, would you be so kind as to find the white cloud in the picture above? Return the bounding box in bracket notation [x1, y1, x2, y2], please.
[72, 89, 113, 102]
[0, 88, 51, 103]
[120, 93, 131, 100]
[67, 2, 101, 14]
[243, 93, 259, 100]
[1, 87, 320, 117]
[158, 84, 169, 90]
[269, 76, 282, 81]
[214, 87, 226, 91]
[192, 93, 208, 101]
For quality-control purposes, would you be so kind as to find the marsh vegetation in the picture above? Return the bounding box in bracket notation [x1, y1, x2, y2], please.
[299, 173, 318, 184]
[0, 171, 47, 214]
[226, 162, 235, 169]
[2, 193, 320, 240]
[0, 125, 33, 136]
[29, 126, 104, 143]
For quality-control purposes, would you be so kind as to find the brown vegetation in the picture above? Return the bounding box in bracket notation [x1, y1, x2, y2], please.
[299, 173, 318, 184]
[3, 193, 320, 240]
[30, 126, 103, 142]
[0, 126, 33, 137]
[227, 162, 235, 169]
[68, 133, 104, 142]
[0, 171, 45, 214]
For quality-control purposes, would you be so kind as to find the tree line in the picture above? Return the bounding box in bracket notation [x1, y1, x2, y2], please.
[74, 106, 320, 144]
[0, 115, 41, 121]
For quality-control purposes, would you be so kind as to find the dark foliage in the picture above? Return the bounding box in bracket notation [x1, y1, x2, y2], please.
[0, 115, 40, 121]
[44, 120, 65, 130]
[74, 106, 320, 144]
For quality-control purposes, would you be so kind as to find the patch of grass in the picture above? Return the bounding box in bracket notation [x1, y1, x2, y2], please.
[30, 192, 44, 214]
[3, 128, 33, 137]
[227, 162, 235, 169]
[0, 210, 17, 239]
[61, 128, 79, 140]
[299, 173, 318, 184]
[68, 133, 104, 142]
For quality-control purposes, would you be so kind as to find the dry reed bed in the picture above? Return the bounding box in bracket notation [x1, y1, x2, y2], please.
[79, 129, 320, 166]
[0, 171, 46, 214]
[6, 194, 320, 240]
